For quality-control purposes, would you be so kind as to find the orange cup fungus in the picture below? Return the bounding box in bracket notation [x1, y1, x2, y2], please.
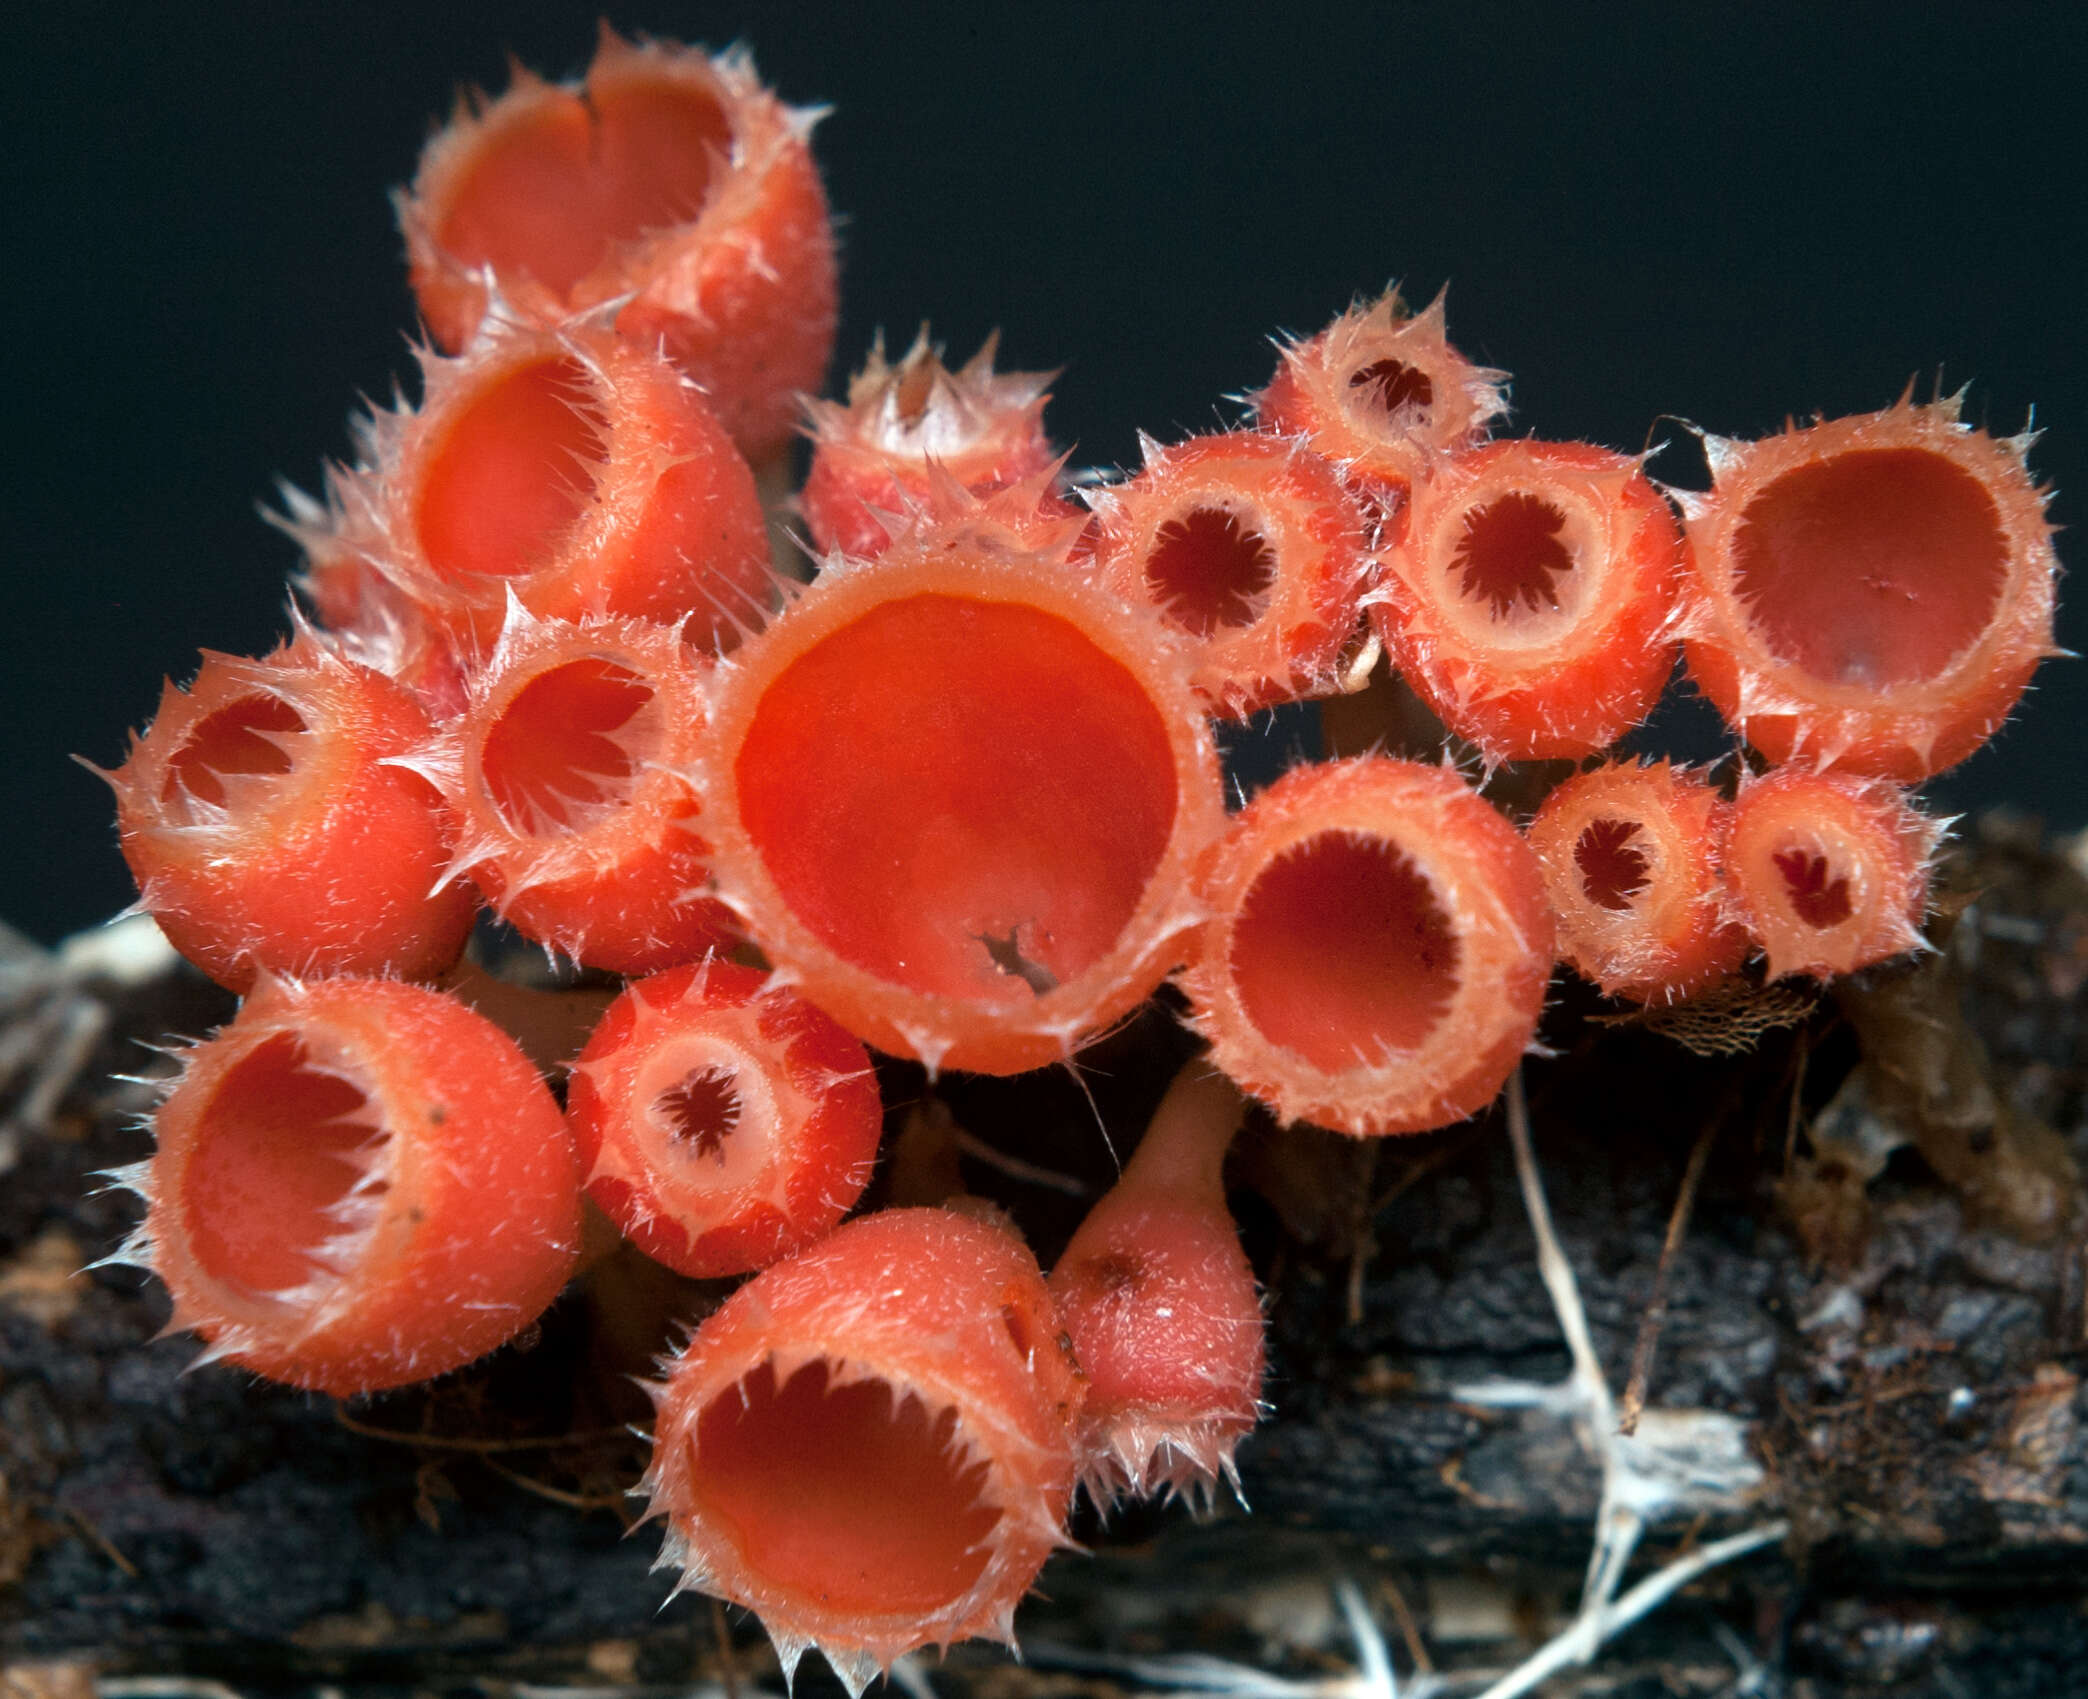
[638, 1206, 1083, 1694]
[801, 331, 1077, 560]
[401, 30, 836, 465]
[1678, 393, 2060, 780]
[411, 602, 738, 975]
[697, 524, 1224, 1074]
[301, 307, 773, 664]
[1255, 288, 1509, 538]
[1183, 756, 1555, 1136]
[1722, 767, 1941, 982]
[1086, 430, 1373, 716]
[1373, 439, 1685, 761]
[1050, 1066, 1264, 1506]
[568, 959, 882, 1279]
[79, 20, 2081, 1673]
[106, 974, 581, 1395]
[95, 627, 474, 993]
[1526, 760, 1747, 1004]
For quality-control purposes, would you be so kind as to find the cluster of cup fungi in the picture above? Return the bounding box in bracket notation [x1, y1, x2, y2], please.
[83, 29, 2062, 1694]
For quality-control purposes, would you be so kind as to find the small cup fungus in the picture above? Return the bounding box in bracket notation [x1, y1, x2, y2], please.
[1086, 430, 1373, 717]
[1255, 287, 1509, 538]
[568, 958, 882, 1278]
[108, 974, 581, 1395]
[401, 28, 836, 464]
[1722, 767, 1941, 982]
[638, 1207, 1082, 1693]
[1374, 439, 1684, 761]
[96, 628, 475, 992]
[696, 522, 1225, 1074]
[801, 330, 1072, 560]
[1679, 393, 2059, 780]
[1182, 756, 1555, 1136]
[1525, 760, 1747, 1004]
[412, 601, 739, 974]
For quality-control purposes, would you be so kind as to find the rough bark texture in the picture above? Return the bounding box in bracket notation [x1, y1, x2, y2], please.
[4, 815, 2086, 1697]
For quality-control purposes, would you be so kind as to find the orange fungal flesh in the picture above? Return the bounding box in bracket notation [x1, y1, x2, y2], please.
[1373, 438, 1683, 761]
[103, 634, 475, 991]
[1526, 761, 1745, 1003]
[434, 77, 728, 298]
[641, 1208, 1083, 1690]
[801, 332, 1067, 560]
[440, 609, 737, 974]
[133, 977, 581, 1396]
[480, 658, 658, 836]
[567, 960, 881, 1278]
[693, 1361, 1001, 1614]
[1722, 768, 1937, 982]
[1255, 290, 1509, 521]
[1051, 1068, 1263, 1503]
[1087, 431, 1371, 716]
[161, 694, 303, 810]
[705, 539, 1221, 1073]
[337, 315, 771, 658]
[1231, 835, 1458, 1066]
[1679, 397, 2058, 779]
[1730, 448, 2007, 690]
[179, 1033, 376, 1297]
[1182, 757, 1554, 1136]
[404, 33, 836, 461]
[739, 594, 1174, 1000]
[416, 355, 606, 583]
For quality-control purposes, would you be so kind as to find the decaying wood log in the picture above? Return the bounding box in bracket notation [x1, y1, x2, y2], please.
[4, 817, 2086, 1696]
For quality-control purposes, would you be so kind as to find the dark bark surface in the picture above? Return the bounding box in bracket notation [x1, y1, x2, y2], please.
[5, 817, 2086, 1697]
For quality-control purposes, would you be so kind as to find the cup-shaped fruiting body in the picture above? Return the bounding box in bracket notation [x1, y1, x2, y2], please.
[413, 601, 738, 974]
[107, 974, 581, 1395]
[95, 628, 475, 992]
[1678, 393, 2059, 780]
[300, 306, 771, 661]
[697, 523, 1225, 1074]
[1049, 1066, 1263, 1506]
[1525, 761, 1747, 1003]
[401, 30, 835, 463]
[1722, 767, 1940, 982]
[1254, 288, 1509, 536]
[568, 959, 881, 1277]
[801, 330, 1075, 560]
[638, 1206, 1083, 1694]
[1182, 757, 1555, 1135]
[1373, 439, 1684, 760]
[1086, 431, 1372, 717]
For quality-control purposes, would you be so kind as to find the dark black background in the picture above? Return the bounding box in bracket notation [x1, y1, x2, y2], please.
[12, 2, 2084, 945]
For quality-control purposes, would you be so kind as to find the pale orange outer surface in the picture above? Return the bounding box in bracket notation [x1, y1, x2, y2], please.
[402, 32, 836, 463]
[103, 632, 474, 993]
[1526, 760, 1746, 1004]
[1679, 396, 2057, 780]
[641, 1207, 1082, 1686]
[140, 976, 581, 1396]
[1086, 430, 1372, 717]
[567, 959, 881, 1278]
[1182, 757, 1555, 1136]
[1722, 767, 1937, 982]
[1374, 439, 1684, 761]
